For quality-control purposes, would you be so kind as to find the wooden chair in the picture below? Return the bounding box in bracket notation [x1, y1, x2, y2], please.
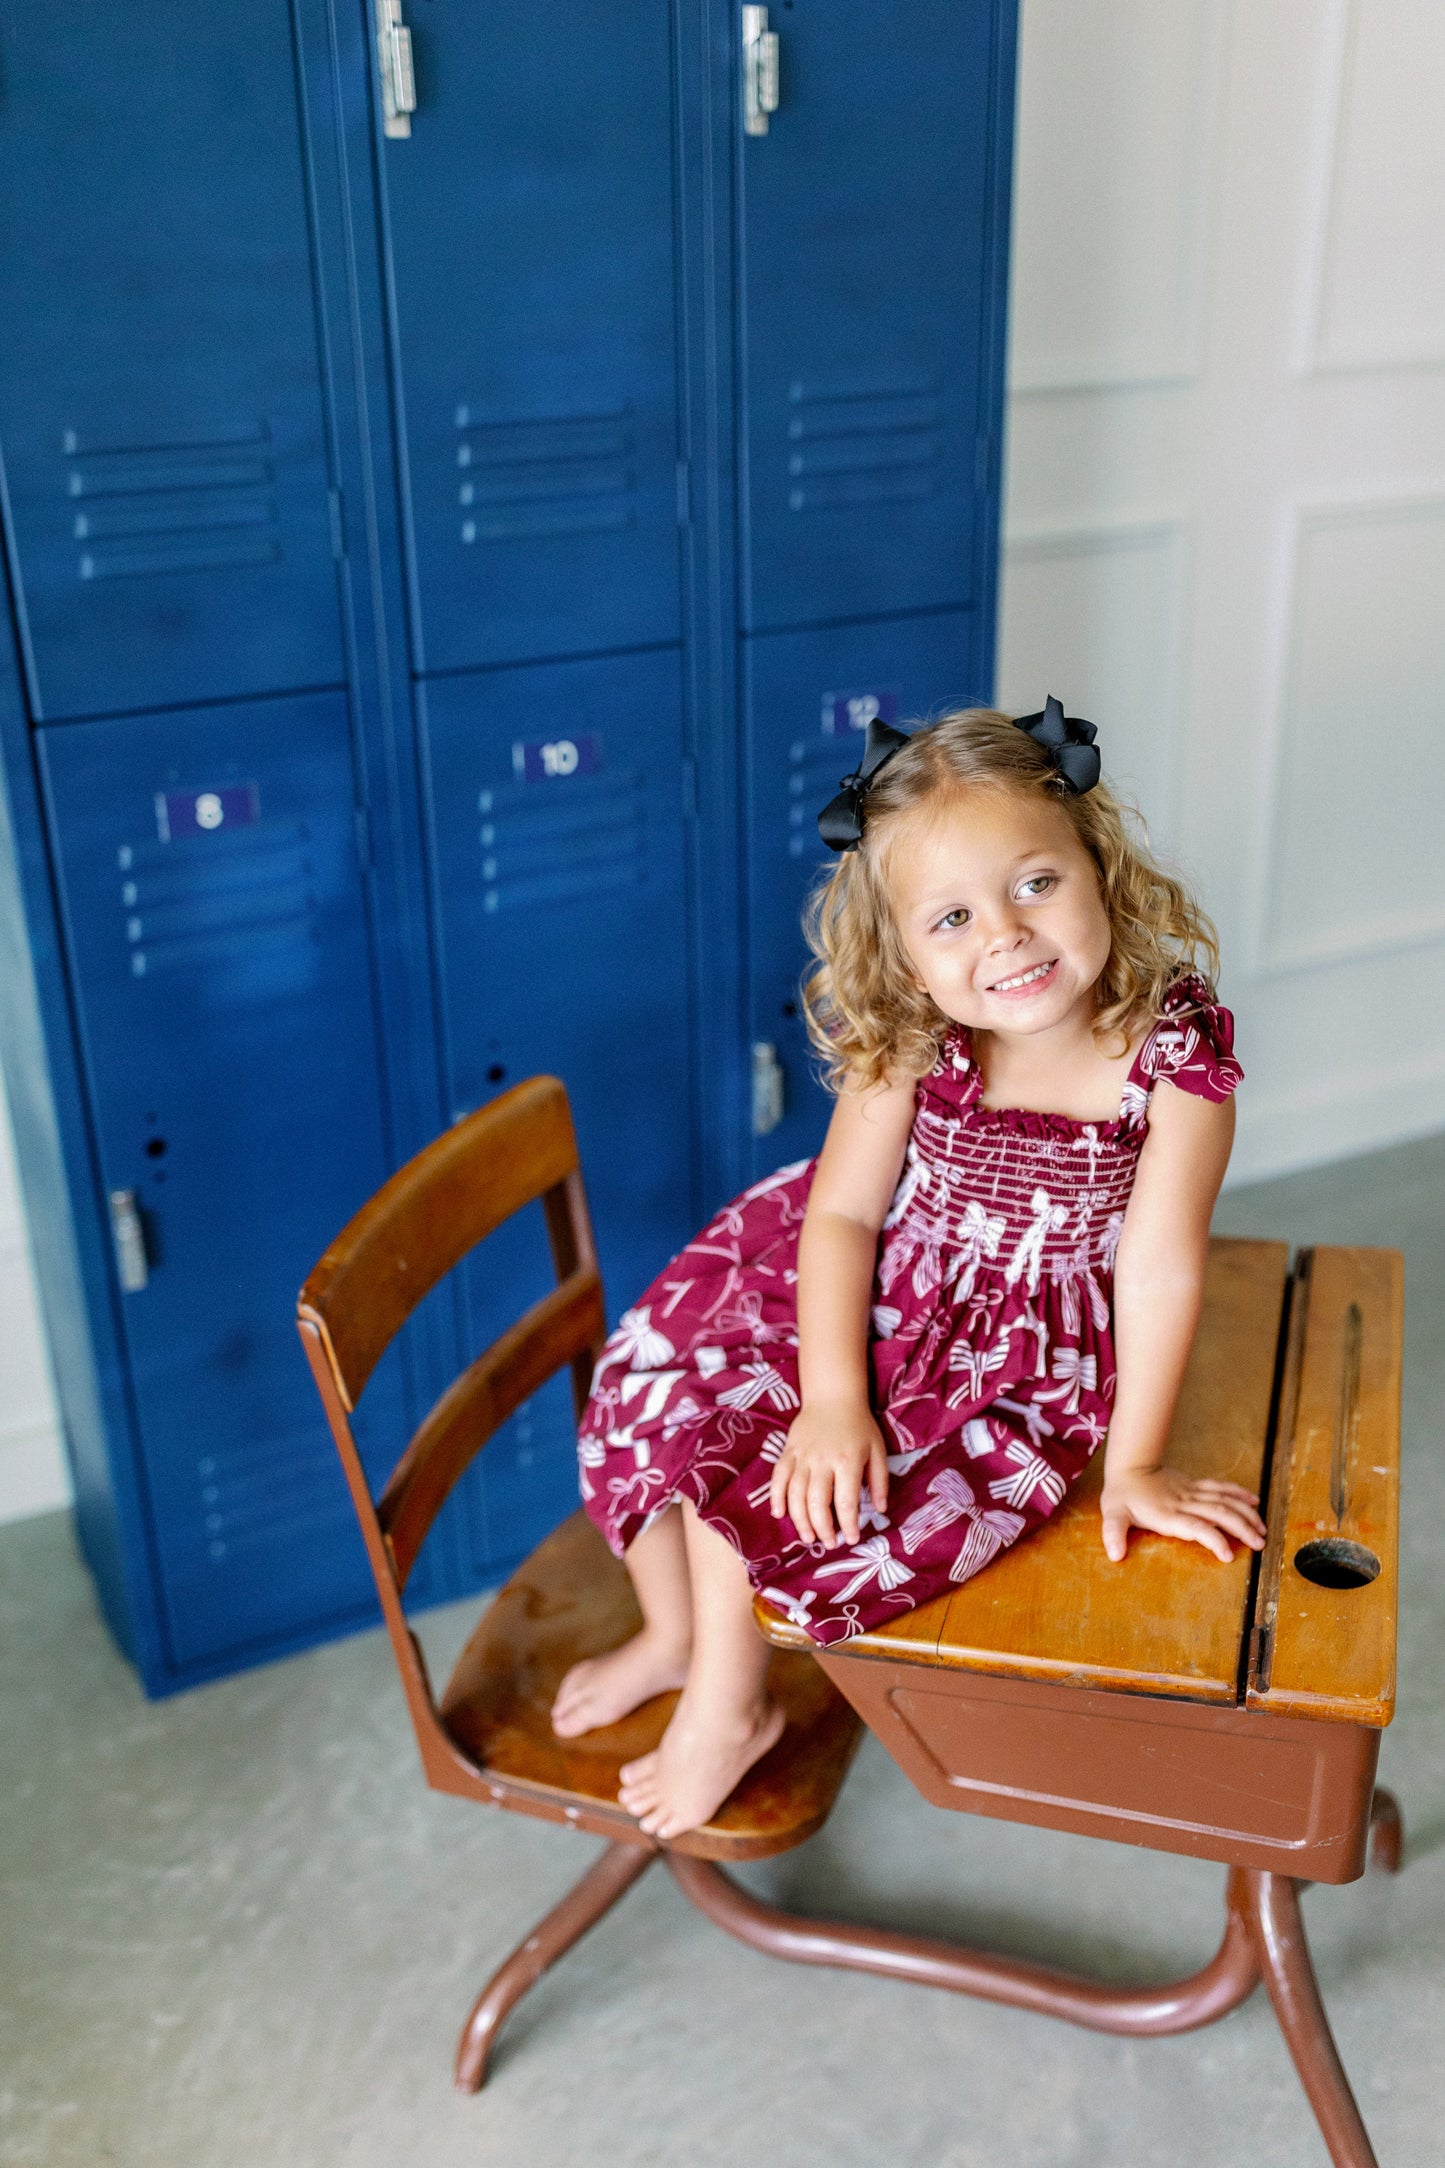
[300, 1079, 1404, 2165]
[295, 1075, 863, 2089]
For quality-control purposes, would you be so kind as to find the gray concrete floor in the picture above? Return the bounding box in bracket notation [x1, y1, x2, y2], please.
[3, 1136, 1444, 2168]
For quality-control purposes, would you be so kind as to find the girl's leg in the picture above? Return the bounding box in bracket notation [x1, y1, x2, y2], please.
[551, 1506, 694, 1737]
[617, 1500, 784, 1840]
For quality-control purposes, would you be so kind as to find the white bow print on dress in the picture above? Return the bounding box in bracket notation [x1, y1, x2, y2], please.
[950, 1506, 1027, 1582]
[946, 1333, 1010, 1408]
[987, 1439, 1067, 1511]
[898, 1467, 976, 1554]
[609, 1306, 677, 1370]
[815, 1535, 915, 1603]
[1040, 1345, 1098, 1414]
[1005, 1188, 1070, 1295]
[953, 1198, 1006, 1300]
[760, 1585, 817, 1631]
[717, 1361, 800, 1413]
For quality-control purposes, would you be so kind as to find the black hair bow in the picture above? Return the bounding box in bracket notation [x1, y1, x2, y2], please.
[817, 717, 912, 852]
[1014, 695, 1100, 794]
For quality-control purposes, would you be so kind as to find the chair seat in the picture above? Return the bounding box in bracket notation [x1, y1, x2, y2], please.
[439, 1512, 863, 1862]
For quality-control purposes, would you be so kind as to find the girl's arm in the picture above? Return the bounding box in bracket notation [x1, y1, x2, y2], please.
[769, 1072, 915, 1550]
[1102, 1082, 1266, 1563]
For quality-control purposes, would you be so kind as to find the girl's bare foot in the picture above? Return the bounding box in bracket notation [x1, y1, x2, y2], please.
[616, 1690, 785, 1839]
[550, 1628, 691, 1738]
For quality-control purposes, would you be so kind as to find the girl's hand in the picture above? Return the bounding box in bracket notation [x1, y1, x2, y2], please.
[770, 1402, 889, 1550]
[1100, 1465, 1266, 1565]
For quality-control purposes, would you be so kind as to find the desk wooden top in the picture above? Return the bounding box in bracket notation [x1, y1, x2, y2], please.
[757, 1238, 1401, 1727]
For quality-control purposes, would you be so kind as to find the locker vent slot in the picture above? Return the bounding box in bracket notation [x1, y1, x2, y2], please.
[63, 420, 282, 580]
[196, 1430, 350, 1562]
[116, 822, 319, 979]
[455, 404, 637, 544]
[477, 770, 645, 913]
[785, 379, 941, 514]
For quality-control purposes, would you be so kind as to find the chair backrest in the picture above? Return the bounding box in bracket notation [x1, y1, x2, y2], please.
[296, 1076, 607, 1790]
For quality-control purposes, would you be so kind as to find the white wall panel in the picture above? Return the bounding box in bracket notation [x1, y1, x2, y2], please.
[1261, 496, 1445, 973]
[0, 1082, 69, 1524]
[1008, 0, 1225, 392]
[1304, 0, 1445, 373]
[997, 522, 1187, 850]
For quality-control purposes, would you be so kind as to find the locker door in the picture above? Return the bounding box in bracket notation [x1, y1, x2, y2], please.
[38, 696, 403, 1673]
[378, 0, 683, 672]
[0, 0, 342, 720]
[746, 612, 984, 1176]
[419, 651, 694, 1570]
[736, 1, 998, 631]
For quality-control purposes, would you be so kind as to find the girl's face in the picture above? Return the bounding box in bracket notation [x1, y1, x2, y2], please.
[882, 786, 1112, 1040]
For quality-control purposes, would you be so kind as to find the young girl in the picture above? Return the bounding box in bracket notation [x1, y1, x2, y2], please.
[551, 701, 1265, 1841]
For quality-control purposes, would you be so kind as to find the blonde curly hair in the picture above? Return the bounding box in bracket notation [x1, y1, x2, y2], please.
[803, 706, 1220, 1092]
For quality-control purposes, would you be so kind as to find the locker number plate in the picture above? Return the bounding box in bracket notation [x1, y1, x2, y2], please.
[512, 734, 602, 783]
[155, 785, 259, 840]
[821, 689, 899, 736]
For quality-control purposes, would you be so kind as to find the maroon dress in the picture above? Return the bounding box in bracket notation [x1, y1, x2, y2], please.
[578, 976, 1242, 1647]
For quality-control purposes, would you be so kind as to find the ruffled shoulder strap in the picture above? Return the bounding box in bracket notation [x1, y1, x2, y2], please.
[1121, 974, 1243, 1124]
[917, 1024, 984, 1114]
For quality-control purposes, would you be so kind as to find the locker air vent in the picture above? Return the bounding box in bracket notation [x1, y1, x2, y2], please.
[477, 769, 645, 913]
[63, 421, 282, 582]
[454, 404, 637, 544]
[196, 1427, 351, 1564]
[116, 822, 318, 981]
[785, 379, 941, 513]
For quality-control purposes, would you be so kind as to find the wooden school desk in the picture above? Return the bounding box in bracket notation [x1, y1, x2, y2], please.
[736, 1238, 1403, 2168]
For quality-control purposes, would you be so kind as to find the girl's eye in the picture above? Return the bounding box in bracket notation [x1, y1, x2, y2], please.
[937, 907, 970, 931]
[1019, 875, 1055, 898]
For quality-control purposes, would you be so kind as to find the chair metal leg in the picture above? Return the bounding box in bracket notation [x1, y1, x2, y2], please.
[1368, 1787, 1403, 1874]
[454, 1839, 655, 2092]
[1242, 1872, 1378, 2168]
[666, 1852, 1260, 2035]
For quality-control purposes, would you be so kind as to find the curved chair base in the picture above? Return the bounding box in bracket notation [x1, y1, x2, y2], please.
[455, 1839, 654, 2091]
[457, 1788, 1403, 2165]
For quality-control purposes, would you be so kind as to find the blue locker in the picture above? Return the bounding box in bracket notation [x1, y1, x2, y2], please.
[0, 0, 343, 719]
[735, 0, 1003, 632]
[417, 650, 695, 1575]
[744, 613, 988, 1177]
[375, 0, 684, 672]
[36, 696, 408, 1672]
[0, 0, 1016, 1689]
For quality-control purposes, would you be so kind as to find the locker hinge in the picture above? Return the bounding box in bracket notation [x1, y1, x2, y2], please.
[375, 0, 418, 139]
[742, 8, 781, 136]
[682, 756, 698, 818]
[109, 1190, 149, 1294]
[751, 1042, 785, 1137]
[975, 435, 991, 492]
[676, 460, 691, 527]
[354, 805, 373, 871]
[328, 488, 347, 561]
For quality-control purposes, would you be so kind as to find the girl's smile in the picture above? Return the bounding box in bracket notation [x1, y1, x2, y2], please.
[884, 788, 1112, 1045]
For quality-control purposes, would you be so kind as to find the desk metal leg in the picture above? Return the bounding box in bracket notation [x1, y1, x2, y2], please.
[1243, 1872, 1377, 2168]
[667, 1852, 1260, 2034]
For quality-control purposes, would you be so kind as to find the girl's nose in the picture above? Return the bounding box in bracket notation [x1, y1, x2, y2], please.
[979, 911, 1029, 952]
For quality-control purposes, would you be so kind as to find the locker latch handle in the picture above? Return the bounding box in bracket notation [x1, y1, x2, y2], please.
[742, 6, 781, 137]
[375, 0, 418, 139]
[110, 1189, 149, 1294]
[751, 1042, 786, 1137]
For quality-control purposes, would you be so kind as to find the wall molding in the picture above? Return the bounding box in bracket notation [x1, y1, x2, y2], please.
[1248, 486, 1445, 980]
[1001, 514, 1191, 847]
[1294, 0, 1445, 379]
[1007, 0, 1230, 397]
[1229, 1043, 1445, 1188]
